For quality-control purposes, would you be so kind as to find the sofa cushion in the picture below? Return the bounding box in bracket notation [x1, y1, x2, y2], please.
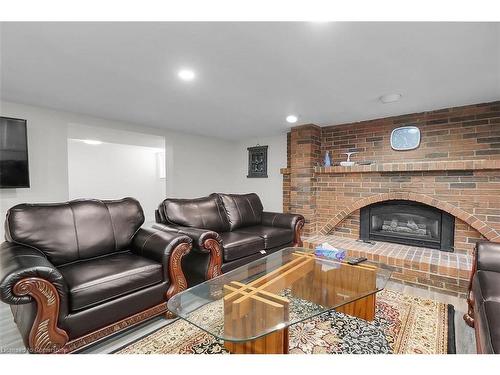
[59, 251, 163, 312]
[234, 225, 293, 249]
[221, 245, 289, 273]
[5, 198, 144, 266]
[476, 301, 500, 353]
[160, 195, 230, 232]
[220, 231, 265, 262]
[472, 270, 500, 305]
[218, 193, 263, 231]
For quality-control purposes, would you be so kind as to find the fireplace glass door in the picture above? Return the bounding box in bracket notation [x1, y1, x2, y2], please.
[360, 200, 454, 251]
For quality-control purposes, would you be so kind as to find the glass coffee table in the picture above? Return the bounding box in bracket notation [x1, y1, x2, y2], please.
[167, 247, 392, 354]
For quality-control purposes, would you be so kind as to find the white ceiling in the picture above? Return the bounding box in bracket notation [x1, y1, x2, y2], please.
[1, 22, 499, 140]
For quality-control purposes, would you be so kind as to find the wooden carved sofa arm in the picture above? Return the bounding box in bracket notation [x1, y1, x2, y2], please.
[153, 223, 223, 283]
[0, 242, 69, 353]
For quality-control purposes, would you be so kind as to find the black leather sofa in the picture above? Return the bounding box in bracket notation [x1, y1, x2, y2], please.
[0, 198, 192, 353]
[464, 241, 500, 353]
[154, 193, 305, 286]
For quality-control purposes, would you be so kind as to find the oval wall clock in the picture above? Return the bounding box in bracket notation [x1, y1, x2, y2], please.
[390, 126, 421, 151]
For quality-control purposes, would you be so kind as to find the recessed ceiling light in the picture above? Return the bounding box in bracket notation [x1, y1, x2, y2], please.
[82, 139, 103, 145]
[379, 93, 402, 104]
[286, 115, 298, 123]
[178, 69, 196, 81]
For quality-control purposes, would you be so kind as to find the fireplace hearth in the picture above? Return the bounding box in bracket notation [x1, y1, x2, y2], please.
[360, 200, 455, 252]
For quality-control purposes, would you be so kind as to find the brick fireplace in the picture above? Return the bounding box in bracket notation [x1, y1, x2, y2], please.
[282, 101, 500, 296]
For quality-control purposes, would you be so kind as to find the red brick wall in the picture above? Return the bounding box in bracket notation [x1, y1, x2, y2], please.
[314, 167, 499, 255]
[331, 209, 360, 238]
[283, 132, 291, 212]
[454, 219, 485, 255]
[286, 132, 291, 168]
[289, 125, 321, 236]
[284, 101, 500, 252]
[321, 101, 500, 164]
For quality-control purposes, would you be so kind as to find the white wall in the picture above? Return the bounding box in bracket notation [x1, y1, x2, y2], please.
[0, 101, 241, 238]
[68, 140, 165, 222]
[230, 135, 288, 213]
[0, 102, 70, 236]
[0, 100, 289, 238]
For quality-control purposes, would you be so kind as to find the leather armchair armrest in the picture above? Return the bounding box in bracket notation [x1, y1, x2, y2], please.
[131, 227, 192, 264]
[464, 240, 500, 328]
[152, 223, 221, 252]
[0, 242, 70, 353]
[262, 212, 305, 247]
[0, 242, 67, 307]
[476, 241, 500, 273]
[152, 223, 223, 281]
[262, 211, 304, 230]
[131, 227, 192, 299]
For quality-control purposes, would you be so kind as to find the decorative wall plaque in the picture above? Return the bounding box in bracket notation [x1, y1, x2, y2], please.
[390, 126, 421, 151]
[247, 145, 268, 178]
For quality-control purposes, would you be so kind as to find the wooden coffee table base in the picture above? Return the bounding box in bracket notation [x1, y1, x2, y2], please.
[224, 295, 375, 354]
[336, 294, 376, 321]
[224, 327, 289, 354]
[223, 252, 377, 354]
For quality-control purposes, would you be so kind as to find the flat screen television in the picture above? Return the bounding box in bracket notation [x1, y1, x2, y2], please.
[0, 116, 30, 188]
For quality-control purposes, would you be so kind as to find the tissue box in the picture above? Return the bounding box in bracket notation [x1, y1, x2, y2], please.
[314, 243, 346, 261]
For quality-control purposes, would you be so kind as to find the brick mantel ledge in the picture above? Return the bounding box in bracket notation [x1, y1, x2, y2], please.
[313, 159, 500, 174]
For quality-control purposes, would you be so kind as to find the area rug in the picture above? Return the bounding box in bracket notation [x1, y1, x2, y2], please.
[117, 289, 456, 354]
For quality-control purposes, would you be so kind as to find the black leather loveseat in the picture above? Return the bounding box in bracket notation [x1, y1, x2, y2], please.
[0, 198, 192, 353]
[464, 241, 500, 353]
[154, 193, 305, 286]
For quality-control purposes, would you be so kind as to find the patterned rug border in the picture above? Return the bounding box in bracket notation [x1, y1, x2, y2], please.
[111, 290, 457, 355]
[108, 318, 176, 354]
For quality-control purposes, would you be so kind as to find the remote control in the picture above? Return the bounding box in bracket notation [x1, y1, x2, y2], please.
[347, 257, 368, 265]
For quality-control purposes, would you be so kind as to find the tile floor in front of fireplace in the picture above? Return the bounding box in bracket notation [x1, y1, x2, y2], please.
[0, 280, 476, 354]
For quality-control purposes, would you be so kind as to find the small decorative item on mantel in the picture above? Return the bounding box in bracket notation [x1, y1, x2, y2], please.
[340, 151, 357, 167]
[247, 145, 268, 178]
[323, 150, 332, 167]
[357, 160, 375, 165]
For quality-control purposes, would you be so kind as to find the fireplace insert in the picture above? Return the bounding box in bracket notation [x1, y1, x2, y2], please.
[360, 200, 454, 251]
